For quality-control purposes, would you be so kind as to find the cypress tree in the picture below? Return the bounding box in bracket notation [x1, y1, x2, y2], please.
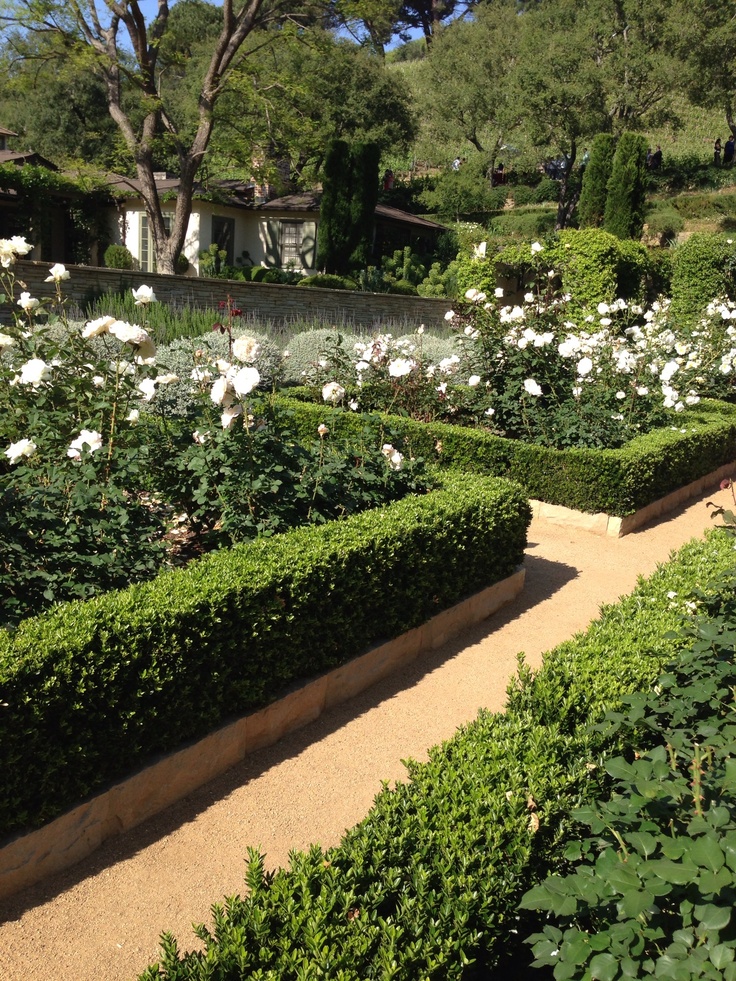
[316, 140, 353, 275]
[317, 140, 379, 276]
[348, 142, 380, 270]
[603, 133, 649, 241]
[578, 133, 617, 228]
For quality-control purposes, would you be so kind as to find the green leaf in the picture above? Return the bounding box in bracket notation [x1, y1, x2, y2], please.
[695, 904, 731, 931]
[710, 944, 735, 969]
[618, 887, 655, 918]
[589, 952, 618, 981]
[690, 836, 725, 873]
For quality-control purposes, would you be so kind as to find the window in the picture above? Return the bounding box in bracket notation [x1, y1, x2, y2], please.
[139, 213, 171, 273]
[212, 216, 235, 266]
[280, 221, 303, 268]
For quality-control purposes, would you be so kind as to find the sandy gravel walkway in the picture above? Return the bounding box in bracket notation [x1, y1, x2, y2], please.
[0, 486, 729, 981]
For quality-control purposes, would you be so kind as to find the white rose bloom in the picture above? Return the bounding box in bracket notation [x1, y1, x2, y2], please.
[616, 390, 626, 399]
[465, 288, 481, 301]
[572, 386, 582, 397]
[17, 292, 40, 313]
[131, 284, 156, 306]
[660, 360, 679, 382]
[109, 320, 149, 346]
[191, 366, 213, 383]
[215, 358, 232, 374]
[82, 316, 115, 338]
[0, 332, 14, 352]
[388, 358, 414, 378]
[685, 394, 700, 405]
[221, 404, 243, 429]
[530, 241, 543, 254]
[524, 292, 534, 303]
[636, 386, 649, 396]
[92, 375, 105, 388]
[126, 409, 140, 423]
[577, 357, 593, 376]
[322, 381, 345, 403]
[232, 335, 261, 363]
[524, 378, 543, 396]
[233, 366, 260, 397]
[155, 373, 179, 386]
[210, 376, 231, 405]
[138, 378, 157, 402]
[473, 241, 487, 258]
[355, 360, 370, 373]
[19, 358, 51, 386]
[444, 310, 456, 321]
[485, 407, 495, 416]
[417, 324, 425, 335]
[599, 317, 612, 327]
[494, 287, 505, 298]
[45, 263, 70, 283]
[468, 375, 481, 387]
[597, 302, 610, 315]
[0, 236, 32, 267]
[5, 438, 37, 464]
[67, 429, 103, 459]
[134, 338, 157, 365]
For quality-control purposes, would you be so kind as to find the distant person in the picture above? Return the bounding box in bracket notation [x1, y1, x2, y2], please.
[580, 147, 590, 170]
[382, 169, 395, 191]
[650, 145, 662, 170]
[491, 162, 505, 186]
[646, 147, 653, 168]
[714, 138, 722, 166]
[452, 157, 461, 171]
[725, 136, 735, 167]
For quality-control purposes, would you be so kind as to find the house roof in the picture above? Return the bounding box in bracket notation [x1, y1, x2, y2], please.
[260, 192, 448, 232]
[105, 172, 256, 207]
[0, 127, 18, 138]
[0, 149, 58, 169]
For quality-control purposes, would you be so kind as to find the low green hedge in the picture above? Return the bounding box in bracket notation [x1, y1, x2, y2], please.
[138, 530, 736, 981]
[0, 471, 530, 840]
[279, 394, 736, 516]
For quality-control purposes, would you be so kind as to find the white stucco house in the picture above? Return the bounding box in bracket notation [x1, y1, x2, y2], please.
[105, 173, 446, 276]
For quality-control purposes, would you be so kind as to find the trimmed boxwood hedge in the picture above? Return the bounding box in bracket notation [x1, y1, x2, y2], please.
[138, 530, 736, 981]
[279, 393, 736, 516]
[0, 471, 530, 840]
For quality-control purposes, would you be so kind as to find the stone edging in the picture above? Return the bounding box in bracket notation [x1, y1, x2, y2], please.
[0, 567, 525, 902]
[531, 462, 735, 537]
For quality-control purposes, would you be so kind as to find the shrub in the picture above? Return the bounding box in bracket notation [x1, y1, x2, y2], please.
[297, 273, 358, 290]
[578, 133, 617, 228]
[487, 208, 557, 240]
[103, 243, 136, 269]
[0, 470, 531, 838]
[603, 132, 649, 240]
[645, 202, 685, 243]
[282, 328, 362, 384]
[135, 531, 736, 981]
[670, 233, 736, 322]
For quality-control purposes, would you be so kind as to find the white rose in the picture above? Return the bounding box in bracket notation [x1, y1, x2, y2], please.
[67, 429, 103, 459]
[232, 335, 261, 363]
[82, 316, 115, 338]
[19, 358, 51, 386]
[131, 284, 156, 305]
[468, 375, 481, 387]
[232, 366, 260, 397]
[523, 378, 543, 396]
[17, 292, 40, 313]
[322, 381, 345, 403]
[45, 263, 70, 283]
[5, 438, 37, 464]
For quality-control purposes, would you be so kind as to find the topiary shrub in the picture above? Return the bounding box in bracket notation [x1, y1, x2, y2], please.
[644, 202, 685, 244]
[103, 244, 136, 270]
[297, 273, 358, 291]
[670, 233, 736, 322]
[578, 133, 617, 228]
[603, 132, 649, 240]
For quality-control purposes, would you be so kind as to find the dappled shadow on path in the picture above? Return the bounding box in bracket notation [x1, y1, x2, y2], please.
[0, 552, 578, 922]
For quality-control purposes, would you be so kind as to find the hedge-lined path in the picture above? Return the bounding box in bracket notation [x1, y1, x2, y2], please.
[0, 486, 729, 981]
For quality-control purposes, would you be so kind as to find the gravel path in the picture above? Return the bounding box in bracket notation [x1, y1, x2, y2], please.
[0, 486, 727, 981]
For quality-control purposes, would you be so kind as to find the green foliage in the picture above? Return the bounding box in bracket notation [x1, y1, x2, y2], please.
[84, 292, 224, 346]
[135, 529, 736, 980]
[277, 394, 736, 517]
[578, 133, 617, 228]
[317, 140, 379, 276]
[419, 155, 508, 219]
[297, 273, 358, 291]
[281, 329, 362, 385]
[603, 132, 650, 240]
[486, 208, 558, 241]
[103, 243, 136, 270]
[0, 470, 530, 838]
[670, 233, 736, 322]
[522, 577, 736, 981]
[645, 201, 686, 243]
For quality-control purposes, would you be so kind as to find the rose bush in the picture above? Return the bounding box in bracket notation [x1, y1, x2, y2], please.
[305, 242, 736, 450]
[0, 242, 429, 625]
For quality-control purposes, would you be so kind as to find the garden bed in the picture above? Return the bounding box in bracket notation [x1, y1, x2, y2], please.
[0, 565, 525, 901]
[279, 393, 736, 525]
[0, 470, 530, 844]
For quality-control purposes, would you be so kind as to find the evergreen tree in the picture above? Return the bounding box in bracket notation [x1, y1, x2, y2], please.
[603, 133, 649, 240]
[317, 140, 379, 276]
[578, 133, 617, 228]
